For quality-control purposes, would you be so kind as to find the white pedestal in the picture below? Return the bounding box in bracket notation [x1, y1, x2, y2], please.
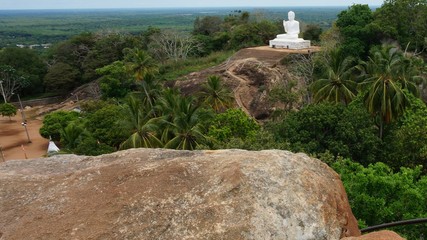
[269, 38, 311, 50]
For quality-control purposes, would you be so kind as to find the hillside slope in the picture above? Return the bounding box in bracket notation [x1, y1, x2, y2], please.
[174, 46, 319, 119]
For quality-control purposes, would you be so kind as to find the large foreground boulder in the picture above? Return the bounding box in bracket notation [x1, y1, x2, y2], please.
[0, 149, 361, 239]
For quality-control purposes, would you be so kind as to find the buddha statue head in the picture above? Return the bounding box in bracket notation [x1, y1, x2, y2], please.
[288, 11, 295, 21]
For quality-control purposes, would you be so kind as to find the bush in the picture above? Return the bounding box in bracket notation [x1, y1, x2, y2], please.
[39, 111, 80, 141]
[211, 129, 290, 151]
[84, 104, 129, 147]
[208, 108, 260, 142]
[73, 137, 115, 156]
[270, 102, 380, 165]
[0, 103, 17, 120]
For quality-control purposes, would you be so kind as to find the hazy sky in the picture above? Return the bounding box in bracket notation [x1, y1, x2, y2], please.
[1, 0, 384, 10]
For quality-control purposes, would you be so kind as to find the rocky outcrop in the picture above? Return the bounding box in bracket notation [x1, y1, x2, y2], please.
[174, 47, 315, 120]
[0, 149, 360, 239]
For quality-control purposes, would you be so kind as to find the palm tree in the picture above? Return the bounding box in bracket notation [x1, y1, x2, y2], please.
[135, 74, 162, 110]
[123, 48, 159, 81]
[60, 122, 87, 149]
[358, 46, 418, 138]
[310, 49, 357, 104]
[397, 56, 425, 96]
[123, 48, 159, 108]
[163, 96, 208, 150]
[198, 75, 234, 112]
[119, 95, 163, 149]
[154, 88, 181, 143]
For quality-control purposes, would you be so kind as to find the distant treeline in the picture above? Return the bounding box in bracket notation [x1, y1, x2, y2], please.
[0, 7, 345, 48]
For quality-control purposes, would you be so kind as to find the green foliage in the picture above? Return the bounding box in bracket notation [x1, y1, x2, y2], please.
[336, 4, 378, 58]
[382, 94, 427, 170]
[79, 99, 113, 113]
[207, 129, 289, 151]
[123, 48, 159, 108]
[198, 75, 234, 113]
[0, 47, 46, 96]
[73, 137, 115, 156]
[358, 46, 421, 132]
[373, 0, 427, 53]
[0, 65, 28, 102]
[159, 50, 233, 81]
[163, 96, 208, 150]
[60, 121, 87, 149]
[0, 103, 17, 119]
[208, 108, 260, 143]
[310, 49, 357, 104]
[119, 96, 163, 149]
[43, 62, 80, 93]
[84, 103, 129, 148]
[123, 48, 159, 82]
[302, 24, 323, 43]
[271, 102, 380, 164]
[43, 32, 138, 94]
[193, 11, 281, 51]
[332, 159, 427, 239]
[81, 33, 135, 82]
[193, 16, 223, 36]
[39, 111, 79, 141]
[227, 20, 280, 49]
[269, 80, 302, 115]
[97, 61, 133, 99]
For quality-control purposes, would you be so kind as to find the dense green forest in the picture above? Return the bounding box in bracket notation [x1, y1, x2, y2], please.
[1, 1, 427, 238]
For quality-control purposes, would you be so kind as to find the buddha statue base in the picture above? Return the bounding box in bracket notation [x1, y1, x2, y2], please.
[269, 38, 311, 50]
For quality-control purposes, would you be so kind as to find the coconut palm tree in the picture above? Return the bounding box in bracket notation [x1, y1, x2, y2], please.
[163, 96, 208, 150]
[358, 45, 419, 138]
[123, 48, 159, 108]
[154, 88, 182, 143]
[119, 95, 162, 149]
[60, 122, 87, 149]
[134, 74, 163, 111]
[397, 56, 425, 96]
[198, 75, 234, 112]
[310, 49, 357, 104]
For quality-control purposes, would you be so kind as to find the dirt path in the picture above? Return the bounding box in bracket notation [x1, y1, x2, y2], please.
[225, 62, 252, 116]
[0, 112, 48, 161]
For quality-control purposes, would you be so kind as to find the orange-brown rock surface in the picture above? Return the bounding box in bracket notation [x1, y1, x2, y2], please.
[0, 149, 360, 239]
[341, 230, 405, 240]
[174, 47, 317, 120]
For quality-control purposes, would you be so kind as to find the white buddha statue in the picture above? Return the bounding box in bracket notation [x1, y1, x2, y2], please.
[278, 11, 300, 39]
[269, 10, 310, 49]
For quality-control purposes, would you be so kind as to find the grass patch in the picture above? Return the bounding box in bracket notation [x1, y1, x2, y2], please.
[159, 50, 234, 81]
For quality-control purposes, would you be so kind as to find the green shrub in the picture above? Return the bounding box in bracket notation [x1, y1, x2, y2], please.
[270, 102, 380, 165]
[73, 137, 115, 156]
[0, 103, 17, 120]
[39, 111, 79, 141]
[208, 108, 259, 142]
[84, 104, 129, 147]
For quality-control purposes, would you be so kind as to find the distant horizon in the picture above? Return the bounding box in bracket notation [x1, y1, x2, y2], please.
[0, 0, 384, 10]
[0, 5, 381, 12]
